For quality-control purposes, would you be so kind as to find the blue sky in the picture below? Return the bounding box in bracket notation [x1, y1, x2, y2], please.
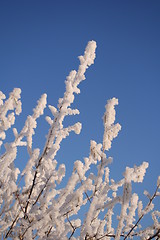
[0, 0, 160, 207]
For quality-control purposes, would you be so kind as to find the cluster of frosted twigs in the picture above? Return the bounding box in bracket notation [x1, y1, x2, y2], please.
[0, 41, 159, 239]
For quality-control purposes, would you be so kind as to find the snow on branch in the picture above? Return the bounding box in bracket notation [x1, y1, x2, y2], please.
[103, 98, 121, 151]
[0, 41, 159, 240]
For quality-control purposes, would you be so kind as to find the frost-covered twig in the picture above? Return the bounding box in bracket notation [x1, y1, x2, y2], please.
[23, 40, 96, 216]
[124, 181, 160, 239]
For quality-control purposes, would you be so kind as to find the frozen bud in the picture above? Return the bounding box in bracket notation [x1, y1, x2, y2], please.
[74, 122, 82, 134]
[8, 112, 15, 125]
[112, 192, 117, 198]
[103, 97, 121, 151]
[57, 164, 65, 184]
[134, 162, 149, 183]
[0, 91, 6, 105]
[144, 190, 151, 199]
[83, 40, 97, 66]
[33, 93, 47, 118]
[48, 105, 57, 116]
[13, 128, 18, 138]
[0, 131, 6, 140]
[12, 88, 21, 99]
[0, 91, 6, 99]
[14, 168, 20, 180]
[58, 98, 63, 108]
[15, 100, 22, 115]
[45, 116, 53, 125]
[138, 201, 143, 217]
[103, 98, 119, 127]
[74, 160, 84, 178]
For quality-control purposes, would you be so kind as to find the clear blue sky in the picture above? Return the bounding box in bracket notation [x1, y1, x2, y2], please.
[0, 1, 160, 201]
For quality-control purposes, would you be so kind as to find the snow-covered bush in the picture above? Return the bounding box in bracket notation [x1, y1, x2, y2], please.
[0, 41, 159, 240]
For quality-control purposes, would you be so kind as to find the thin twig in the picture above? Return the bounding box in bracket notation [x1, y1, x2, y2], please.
[5, 212, 20, 238]
[33, 176, 51, 206]
[147, 228, 160, 240]
[124, 183, 160, 239]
